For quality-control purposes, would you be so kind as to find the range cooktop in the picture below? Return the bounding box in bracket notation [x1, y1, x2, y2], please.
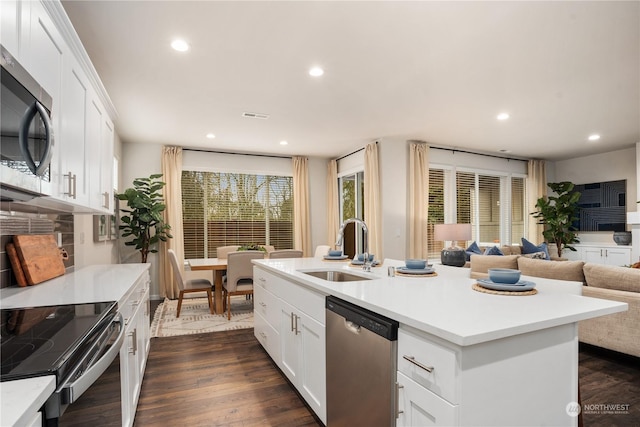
[0, 301, 117, 383]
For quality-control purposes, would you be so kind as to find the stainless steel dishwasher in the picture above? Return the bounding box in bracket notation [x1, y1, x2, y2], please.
[326, 295, 399, 426]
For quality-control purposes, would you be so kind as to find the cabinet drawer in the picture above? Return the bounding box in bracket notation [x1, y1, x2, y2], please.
[254, 310, 281, 362]
[397, 371, 458, 426]
[254, 283, 279, 329]
[398, 327, 459, 404]
[254, 267, 284, 296]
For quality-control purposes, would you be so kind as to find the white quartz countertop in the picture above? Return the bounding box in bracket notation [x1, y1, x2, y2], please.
[0, 376, 55, 426]
[0, 264, 150, 309]
[254, 258, 627, 346]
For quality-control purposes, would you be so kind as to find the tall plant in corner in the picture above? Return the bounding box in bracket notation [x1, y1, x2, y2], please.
[117, 174, 172, 263]
[531, 181, 581, 258]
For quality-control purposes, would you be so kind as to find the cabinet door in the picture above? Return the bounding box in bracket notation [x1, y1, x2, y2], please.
[562, 248, 582, 261]
[582, 247, 604, 265]
[100, 118, 115, 211]
[57, 54, 89, 204]
[297, 310, 326, 423]
[604, 248, 631, 266]
[1, 0, 23, 59]
[279, 299, 300, 384]
[396, 371, 458, 427]
[86, 97, 103, 209]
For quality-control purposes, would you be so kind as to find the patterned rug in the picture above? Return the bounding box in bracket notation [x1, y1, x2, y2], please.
[150, 296, 253, 338]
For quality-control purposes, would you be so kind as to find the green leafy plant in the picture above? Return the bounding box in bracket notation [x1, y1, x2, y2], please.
[117, 174, 172, 263]
[238, 243, 267, 252]
[531, 181, 581, 258]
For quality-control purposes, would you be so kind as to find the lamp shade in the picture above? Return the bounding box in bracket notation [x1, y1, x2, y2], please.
[433, 223, 472, 242]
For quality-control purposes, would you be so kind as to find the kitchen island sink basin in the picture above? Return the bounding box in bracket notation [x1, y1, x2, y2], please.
[299, 270, 375, 282]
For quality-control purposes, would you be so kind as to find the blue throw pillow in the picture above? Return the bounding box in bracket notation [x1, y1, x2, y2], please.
[465, 241, 482, 261]
[483, 245, 504, 256]
[521, 238, 550, 260]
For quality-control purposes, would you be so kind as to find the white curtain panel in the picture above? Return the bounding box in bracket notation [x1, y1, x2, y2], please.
[409, 143, 429, 259]
[364, 143, 383, 259]
[293, 156, 312, 256]
[326, 159, 339, 248]
[527, 160, 547, 244]
[161, 146, 184, 299]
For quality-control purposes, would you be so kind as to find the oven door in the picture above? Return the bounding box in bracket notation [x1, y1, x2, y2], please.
[44, 313, 124, 424]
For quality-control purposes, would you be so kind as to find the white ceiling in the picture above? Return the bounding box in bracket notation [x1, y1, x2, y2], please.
[61, 1, 640, 161]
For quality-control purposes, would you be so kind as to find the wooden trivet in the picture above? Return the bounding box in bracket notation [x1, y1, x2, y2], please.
[395, 271, 438, 278]
[472, 283, 538, 296]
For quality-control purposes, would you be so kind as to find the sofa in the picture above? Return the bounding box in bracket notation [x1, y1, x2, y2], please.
[469, 254, 640, 358]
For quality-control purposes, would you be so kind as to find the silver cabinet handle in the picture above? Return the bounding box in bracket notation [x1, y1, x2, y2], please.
[64, 172, 77, 199]
[294, 314, 300, 335]
[396, 382, 404, 418]
[259, 277, 266, 283]
[259, 332, 267, 339]
[290, 312, 295, 332]
[403, 355, 434, 373]
[259, 302, 267, 308]
[128, 328, 137, 355]
[103, 191, 110, 209]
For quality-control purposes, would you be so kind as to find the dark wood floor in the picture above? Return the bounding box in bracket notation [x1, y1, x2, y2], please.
[133, 301, 639, 427]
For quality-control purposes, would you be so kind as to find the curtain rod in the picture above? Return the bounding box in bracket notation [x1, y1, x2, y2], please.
[430, 146, 528, 163]
[183, 148, 291, 160]
[336, 141, 378, 162]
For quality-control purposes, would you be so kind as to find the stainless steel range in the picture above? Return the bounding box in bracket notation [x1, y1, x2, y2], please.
[1, 301, 123, 424]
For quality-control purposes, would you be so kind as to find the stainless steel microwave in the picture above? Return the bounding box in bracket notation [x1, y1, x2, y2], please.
[0, 44, 54, 201]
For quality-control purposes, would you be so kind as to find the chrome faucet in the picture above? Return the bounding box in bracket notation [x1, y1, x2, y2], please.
[336, 218, 371, 271]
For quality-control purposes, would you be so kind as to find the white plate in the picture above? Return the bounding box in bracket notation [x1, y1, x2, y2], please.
[323, 255, 349, 260]
[396, 267, 435, 274]
[477, 279, 536, 292]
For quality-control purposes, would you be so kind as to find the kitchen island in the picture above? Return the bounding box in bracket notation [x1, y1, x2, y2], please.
[252, 257, 627, 426]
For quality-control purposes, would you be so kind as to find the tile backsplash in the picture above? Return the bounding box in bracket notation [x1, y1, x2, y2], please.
[0, 203, 74, 289]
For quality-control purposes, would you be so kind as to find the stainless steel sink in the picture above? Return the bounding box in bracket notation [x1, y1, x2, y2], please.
[300, 270, 374, 282]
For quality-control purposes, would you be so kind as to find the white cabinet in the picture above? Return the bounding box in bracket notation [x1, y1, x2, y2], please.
[118, 270, 150, 427]
[397, 323, 579, 426]
[253, 267, 327, 424]
[4, 0, 115, 213]
[566, 244, 632, 266]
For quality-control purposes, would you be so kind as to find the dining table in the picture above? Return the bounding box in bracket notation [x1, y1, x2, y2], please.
[187, 258, 227, 314]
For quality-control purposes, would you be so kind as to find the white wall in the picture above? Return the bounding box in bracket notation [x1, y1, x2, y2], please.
[378, 138, 410, 260]
[553, 146, 637, 244]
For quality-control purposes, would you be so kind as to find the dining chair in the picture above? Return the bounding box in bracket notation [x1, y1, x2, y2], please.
[263, 245, 275, 253]
[222, 251, 265, 320]
[314, 245, 331, 258]
[216, 245, 240, 259]
[269, 249, 303, 259]
[168, 249, 214, 318]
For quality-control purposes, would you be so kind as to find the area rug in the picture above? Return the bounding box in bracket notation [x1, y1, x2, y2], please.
[150, 296, 253, 338]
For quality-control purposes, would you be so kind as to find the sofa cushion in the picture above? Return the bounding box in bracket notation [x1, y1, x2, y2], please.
[517, 257, 585, 283]
[500, 245, 523, 256]
[470, 254, 519, 279]
[583, 263, 640, 293]
[521, 238, 550, 260]
[483, 246, 504, 256]
[465, 241, 482, 261]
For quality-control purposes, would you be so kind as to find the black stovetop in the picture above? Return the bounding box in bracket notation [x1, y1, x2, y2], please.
[0, 301, 117, 383]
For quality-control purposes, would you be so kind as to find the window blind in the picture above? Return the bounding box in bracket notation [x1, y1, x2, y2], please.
[510, 177, 526, 245]
[427, 169, 445, 259]
[181, 171, 293, 258]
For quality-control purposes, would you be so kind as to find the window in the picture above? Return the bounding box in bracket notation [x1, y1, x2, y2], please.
[428, 167, 527, 257]
[181, 171, 293, 258]
[427, 169, 445, 259]
[338, 171, 364, 256]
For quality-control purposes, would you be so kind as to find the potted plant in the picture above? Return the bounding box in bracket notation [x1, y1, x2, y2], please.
[238, 243, 267, 253]
[117, 174, 172, 263]
[531, 181, 581, 258]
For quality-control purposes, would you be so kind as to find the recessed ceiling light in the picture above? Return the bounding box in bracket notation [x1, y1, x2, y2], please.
[206, 133, 215, 139]
[171, 39, 189, 52]
[588, 134, 601, 141]
[497, 113, 510, 121]
[309, 67, 324, 77]
[279, 140, 288, 146]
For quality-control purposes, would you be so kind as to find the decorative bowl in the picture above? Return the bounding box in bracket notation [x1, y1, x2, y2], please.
[357, 253, 375, 262]
[488, 268, 521, 284]
[613, 231, 632, 246]
[405, 259, 427, 269]
[328, 250, 343, 257]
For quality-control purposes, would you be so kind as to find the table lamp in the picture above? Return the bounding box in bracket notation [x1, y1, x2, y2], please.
[434, 223, 472, 267]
